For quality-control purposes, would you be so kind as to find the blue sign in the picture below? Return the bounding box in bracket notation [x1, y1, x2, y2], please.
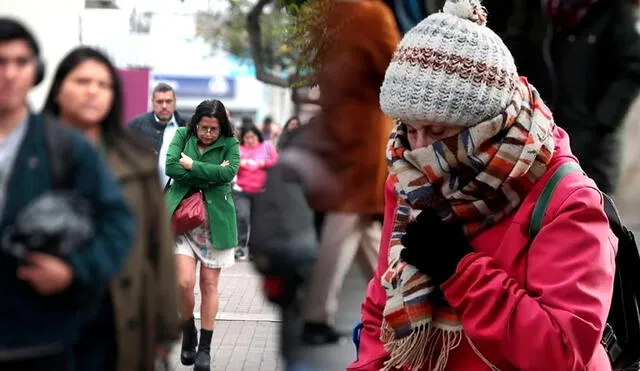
[151, 75, 236, 99]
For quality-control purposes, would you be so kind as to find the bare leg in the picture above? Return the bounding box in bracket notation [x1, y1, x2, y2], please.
[199, 266, 222, 330]
[176, 255, 197, 319]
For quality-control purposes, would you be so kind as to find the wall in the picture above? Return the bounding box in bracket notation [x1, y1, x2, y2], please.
[118, 68, 150, 123]
[1, 0, 84, 110]
[79, 6, 293, 123]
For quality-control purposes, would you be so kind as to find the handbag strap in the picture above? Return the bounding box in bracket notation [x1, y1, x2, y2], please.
[165, 131, 192, 192]
[264, 141, 271, 160]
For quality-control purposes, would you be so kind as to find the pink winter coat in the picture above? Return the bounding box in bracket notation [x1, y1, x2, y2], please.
[236, 141, 278, 194]
[348, 127, 617, 371]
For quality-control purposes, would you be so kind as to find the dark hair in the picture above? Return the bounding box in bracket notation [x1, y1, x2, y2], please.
[283, 116, 301, 131]
[188, 99, 234, 138]
[239, 124, 264, 145]
[241, 116, 254, 129]
[0, 18, 39, 57]
[263, 116, 273, 125]
[43, 46, 148, 161]
[152, 82, 175, 98]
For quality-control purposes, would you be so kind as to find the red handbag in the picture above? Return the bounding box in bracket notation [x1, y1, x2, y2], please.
[172, 190, 206, 235]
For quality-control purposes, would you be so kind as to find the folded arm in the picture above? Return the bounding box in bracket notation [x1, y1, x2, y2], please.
[164, 129, 212, 188]
[190, 142, 240, 184]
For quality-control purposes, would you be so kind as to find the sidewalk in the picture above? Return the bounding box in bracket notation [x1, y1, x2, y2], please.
[168, 261, 368, 371]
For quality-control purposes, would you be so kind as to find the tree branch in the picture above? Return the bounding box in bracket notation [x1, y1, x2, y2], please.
[247, 0, 293, 87]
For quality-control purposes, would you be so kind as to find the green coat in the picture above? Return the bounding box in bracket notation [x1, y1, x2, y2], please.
[165, 127, 240, 250]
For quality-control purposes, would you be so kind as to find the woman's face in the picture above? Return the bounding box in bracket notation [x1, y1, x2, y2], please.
[406, 121, 463, 149]
[197, 116, 221, 145]
[287, 119, 300, 132]
[243, 130, 259, 148]
[56, 59, 114, 129]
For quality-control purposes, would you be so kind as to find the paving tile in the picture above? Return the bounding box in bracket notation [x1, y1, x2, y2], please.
[169, 261, 366, 370]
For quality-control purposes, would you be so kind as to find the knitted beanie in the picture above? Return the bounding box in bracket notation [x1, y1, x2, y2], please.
[379, 0, 518, 127]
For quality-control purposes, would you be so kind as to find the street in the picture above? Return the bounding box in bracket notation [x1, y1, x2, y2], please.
[168, 261, 368, 371]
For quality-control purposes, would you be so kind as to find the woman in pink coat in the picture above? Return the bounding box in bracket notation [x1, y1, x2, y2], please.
[348, 0, 617, 370]
[233, 123, 279, 260]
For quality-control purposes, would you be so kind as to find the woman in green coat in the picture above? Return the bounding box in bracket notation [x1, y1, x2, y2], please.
[165, 99, 240, 371]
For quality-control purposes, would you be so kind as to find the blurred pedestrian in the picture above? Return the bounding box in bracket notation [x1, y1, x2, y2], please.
[165, 99, 239, 371]
[233, 123, 279, 260]
[350, 1, 615, 369]
[0, 18, 134, 371]
[302, 0, 401, 344]
[502, 0, 640, 193]
[128, 83, 188, 186]
[261, 115, 275, 141]
[44, 46, 180, 371]
[276, 116, 302, 152]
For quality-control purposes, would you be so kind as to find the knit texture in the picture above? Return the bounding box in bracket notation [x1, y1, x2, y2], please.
[379, 0, 519, 126]
[380, 78, 555, 371]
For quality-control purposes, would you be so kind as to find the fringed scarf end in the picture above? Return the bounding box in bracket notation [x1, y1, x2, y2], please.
[381, 322, 432, 371]
[381, 325, 464, 371]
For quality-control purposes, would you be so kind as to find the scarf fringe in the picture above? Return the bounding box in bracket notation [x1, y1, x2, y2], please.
[466, 334, 501, 371]
[381, 321, 463, 371]
[381, 80, 554, 370]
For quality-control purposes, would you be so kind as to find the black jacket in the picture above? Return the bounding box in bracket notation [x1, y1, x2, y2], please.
[127, 112, 188, 154]
[503, 0, 640, 193]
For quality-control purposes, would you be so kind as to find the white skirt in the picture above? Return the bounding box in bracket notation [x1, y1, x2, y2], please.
[174, 222, 235, 269]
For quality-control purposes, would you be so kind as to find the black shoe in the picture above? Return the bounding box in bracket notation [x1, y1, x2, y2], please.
[235, 248, 248, 261]
[194, 329, 213, 371]
[302, 322, 343, 345]
[180, 317, 198, 366]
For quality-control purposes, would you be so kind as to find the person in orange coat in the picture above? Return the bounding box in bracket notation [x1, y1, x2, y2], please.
[302, 0, 401, 344]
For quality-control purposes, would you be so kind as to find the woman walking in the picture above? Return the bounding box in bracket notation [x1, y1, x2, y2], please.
[165, 99, 240, 371]
[349, 1, 617, 370]
[276, 116, 302, 151]
[233, 123, 279, 260]
[43, 46, 179, 371]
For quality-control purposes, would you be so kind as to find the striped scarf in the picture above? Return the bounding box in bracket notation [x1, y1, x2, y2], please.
[380, 78, 555, 371]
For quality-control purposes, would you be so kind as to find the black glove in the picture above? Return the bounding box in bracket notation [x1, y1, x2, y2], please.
[400, 210, 473, 284]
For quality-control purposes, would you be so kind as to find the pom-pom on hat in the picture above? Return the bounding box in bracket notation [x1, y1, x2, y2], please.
[379, 0, 519, 127]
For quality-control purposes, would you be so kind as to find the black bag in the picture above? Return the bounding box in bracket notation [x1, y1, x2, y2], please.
[530, 162, 640, 370]
[1, 115, 94, 263]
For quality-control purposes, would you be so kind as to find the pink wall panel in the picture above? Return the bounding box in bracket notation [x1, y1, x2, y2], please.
[118, 68, 150, 124]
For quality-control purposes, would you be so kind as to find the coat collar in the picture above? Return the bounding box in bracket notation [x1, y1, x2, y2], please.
[149, 111, 188, 126]
[198, 136, 237, 155]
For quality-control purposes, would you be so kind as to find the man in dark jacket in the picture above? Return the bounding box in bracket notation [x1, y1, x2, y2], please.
[127, 83, 188, 185]
[0, 18, 134, 370]
[503, 0, 640, 193]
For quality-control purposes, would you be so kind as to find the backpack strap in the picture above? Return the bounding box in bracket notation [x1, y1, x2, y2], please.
[42, 114, 72, 189]
[529, 162, 583, 239]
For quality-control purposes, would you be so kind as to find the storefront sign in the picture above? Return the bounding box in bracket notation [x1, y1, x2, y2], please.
[151, 75, 236, 99]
